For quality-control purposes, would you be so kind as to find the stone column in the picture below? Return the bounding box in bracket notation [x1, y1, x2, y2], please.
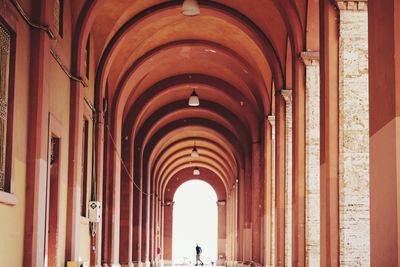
[337, 1, 370, 266]
[281, 89, 292, 267]
[300, 52, 320, 267]
[265, 115, 276, 267]
[217, 200, 227, 265]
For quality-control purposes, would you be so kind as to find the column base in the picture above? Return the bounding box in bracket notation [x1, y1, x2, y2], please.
[216, 259, 226, 266]
[120, 263, 134, 267]
[226, 260, 238, 267]
[150, 260, 165, 267]
[163, 260, 173, 266]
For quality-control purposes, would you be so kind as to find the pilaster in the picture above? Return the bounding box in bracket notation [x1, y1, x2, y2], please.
[265, 115, 276, 267]
[337, 2, 370, 266]
[336, 1, 367, 11]
[301, 51, 321, 267]
[281, 89, 292, 267]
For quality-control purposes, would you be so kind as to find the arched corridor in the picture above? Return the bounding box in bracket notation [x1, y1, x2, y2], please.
[0, 0, 399, 266]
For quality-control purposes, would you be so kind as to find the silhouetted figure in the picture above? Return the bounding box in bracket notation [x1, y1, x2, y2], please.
[195, 243, 204, 266]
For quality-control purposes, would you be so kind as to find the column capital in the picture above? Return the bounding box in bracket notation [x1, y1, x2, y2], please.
[162, 200, 174, 207]
[217, 200, 226, 206]
[267, 115, 275, 127]
[280, 89, 292, 104]
[300, 51, 320, 66]
[335, 1, 367, 11]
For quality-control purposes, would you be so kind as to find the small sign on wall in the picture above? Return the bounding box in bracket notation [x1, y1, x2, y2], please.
[88, 201, 102, 223]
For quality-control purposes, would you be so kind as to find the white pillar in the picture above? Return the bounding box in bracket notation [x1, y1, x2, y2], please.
[281, 90, 292, 267]
[301, 52, 321, 267]
[266, 115, 276, 267]
[337, 1, 370, 266]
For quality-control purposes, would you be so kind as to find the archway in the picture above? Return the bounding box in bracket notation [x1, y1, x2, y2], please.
[172, 180, 218, 265]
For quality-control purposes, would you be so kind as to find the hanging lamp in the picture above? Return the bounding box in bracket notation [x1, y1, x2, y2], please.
[191, 144, 199, 158]
[182, 0, 200, 16]
[193, 167, 200, 176]
[188, 89, 200, 106]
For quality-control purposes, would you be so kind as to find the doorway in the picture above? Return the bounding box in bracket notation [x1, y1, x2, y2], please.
[172, 180, 218, 265]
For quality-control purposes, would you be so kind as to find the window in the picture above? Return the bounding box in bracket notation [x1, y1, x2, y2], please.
[0, 21, 12, 192]
[54, 0, 64, 37]
[80, 119, 89, 216]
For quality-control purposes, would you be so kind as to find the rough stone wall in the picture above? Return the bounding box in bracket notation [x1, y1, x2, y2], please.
[281, 90, 292, 267]
[304, 59, 320, 267]
[338, 3, 370, 266]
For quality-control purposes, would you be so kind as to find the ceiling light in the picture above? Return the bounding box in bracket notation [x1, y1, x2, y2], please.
[193, 167, 200, 176]
[182, 0, 200, 16]
[191, 145, 199, 158]
[188, 89, 200, 106]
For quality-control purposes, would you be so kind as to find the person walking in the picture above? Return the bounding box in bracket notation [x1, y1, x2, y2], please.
[195, 243, 204, 266]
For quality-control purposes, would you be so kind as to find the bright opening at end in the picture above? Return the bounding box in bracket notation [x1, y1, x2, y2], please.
[173, 180, 218, 265]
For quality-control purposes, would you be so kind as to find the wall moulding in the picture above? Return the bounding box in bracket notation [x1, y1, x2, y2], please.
[267, 115, 275, 128]
[300, 51, 320, 66]
[335, 1, 368, 11]
[280, 89, 292, 104]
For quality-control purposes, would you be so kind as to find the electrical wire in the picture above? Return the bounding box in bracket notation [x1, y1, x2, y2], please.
[11, 0, 88, 87]
[50, 49, 88, 87]
[13, 0, 161, 200]
[84, 97, 162, 202]
[105, 124, 153, 197]
[10, 0, 56, 40]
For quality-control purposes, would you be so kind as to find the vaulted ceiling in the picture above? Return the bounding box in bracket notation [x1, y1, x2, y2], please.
[73, 0, 310, 199]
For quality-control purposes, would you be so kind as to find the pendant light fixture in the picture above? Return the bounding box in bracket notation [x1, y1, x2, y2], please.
[188, 89, 200, 107]
[182, 0, 200, 16]
[193, 167, 200, 176]
[191, 142, 199, 158]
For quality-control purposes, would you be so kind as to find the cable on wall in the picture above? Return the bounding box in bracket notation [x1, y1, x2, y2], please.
[12, 0, 163, 202]
[105, 124, 154, 197]
[10, 0, 56, 40]
[50, 49, 88, 87]
[11, 0, 88, 87]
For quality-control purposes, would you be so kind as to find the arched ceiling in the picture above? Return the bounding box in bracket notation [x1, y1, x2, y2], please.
[76, 0, 308, 200]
